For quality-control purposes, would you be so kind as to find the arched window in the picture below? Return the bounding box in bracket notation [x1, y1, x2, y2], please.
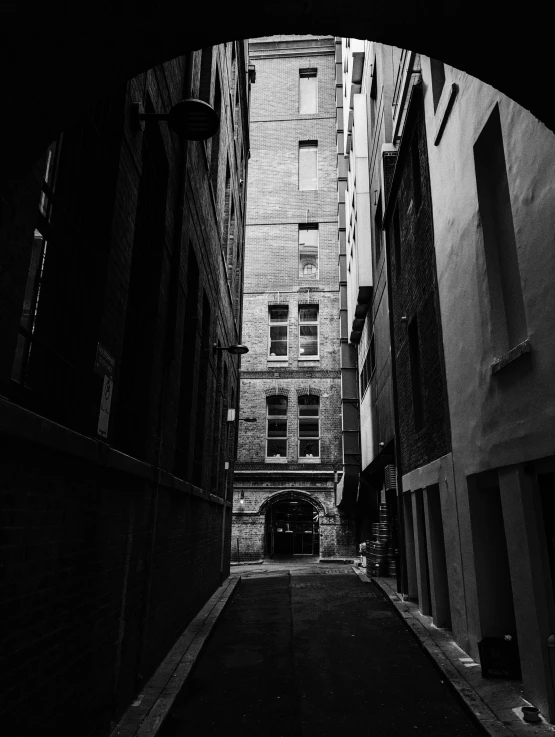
[299, 224, 318, 279]
[266, 396, 288, 458]
[298, 395, 320, 459]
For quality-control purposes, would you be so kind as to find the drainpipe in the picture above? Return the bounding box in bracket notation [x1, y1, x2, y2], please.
[383, 203, 408, 596]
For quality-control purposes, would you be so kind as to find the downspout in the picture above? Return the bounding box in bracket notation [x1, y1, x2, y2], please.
[384, 201, 407, 596]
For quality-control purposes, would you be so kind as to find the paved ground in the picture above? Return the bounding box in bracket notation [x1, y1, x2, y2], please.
[160, 564, 484, 737]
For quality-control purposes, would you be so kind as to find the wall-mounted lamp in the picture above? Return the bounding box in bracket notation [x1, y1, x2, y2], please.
[213, 343, 249, 355]
[131, 99, 219, 140]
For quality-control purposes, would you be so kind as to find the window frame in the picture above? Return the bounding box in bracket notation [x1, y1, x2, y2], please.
[298, 141, 318, 191]
[266, 395, 288, 461]
[268, 305, 289, 360]
[299, 68, 318, 115]
[298, 304, 319, 360]
[298, 224, 319, 280]
[298, 395, 320, 462]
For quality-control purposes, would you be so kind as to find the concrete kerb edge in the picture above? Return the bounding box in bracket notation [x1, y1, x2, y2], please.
[352, 567, 511, 737]
[110, 575, 241, 737]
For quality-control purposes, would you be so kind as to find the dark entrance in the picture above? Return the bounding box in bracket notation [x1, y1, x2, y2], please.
[266, 499, 319, 557]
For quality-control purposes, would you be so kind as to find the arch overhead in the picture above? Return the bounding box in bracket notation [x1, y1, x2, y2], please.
[0, 3, 552, 181]
[259, 489, 326, 516]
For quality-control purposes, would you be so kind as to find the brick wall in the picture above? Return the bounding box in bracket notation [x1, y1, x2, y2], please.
[232, 485, 355, 560]
[232, 37, 355, 562]
[0, 431, 229, 736]
[237, 375, 342, 467]
[387, 94, 452, 475]
[0, 42, 247, 736]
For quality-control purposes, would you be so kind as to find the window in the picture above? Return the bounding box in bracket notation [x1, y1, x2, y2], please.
[408, 317, 424, 432]
[430, 59, 446, 113]
[392, 204, 401, 277]
[298, 396, 320, 459]
[210, 69, 221, 195]
[12, 141, 60, 386]
[474, 104, 526, 351]
[299, 305, 319, 358]
[267, 396, 288, 458]
[374, 193, 383, 262]
[412, 129, 422, 212]
[299, 69, 317, 114]
[299, 225, 318, 279]
[199, 48, 212, 103]
[174, 250, 200, 479]
[268, 306, 288, 358]
[299, 141, 318, 190]
[359, 333, 376, 399]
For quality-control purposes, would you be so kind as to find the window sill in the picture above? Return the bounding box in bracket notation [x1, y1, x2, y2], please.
[298, 458, 321, 464]
[491, 338, 531, 375]
[265, 457, 288, 463]
[298, 356, 320, 361]
[268, 357, 288, 362]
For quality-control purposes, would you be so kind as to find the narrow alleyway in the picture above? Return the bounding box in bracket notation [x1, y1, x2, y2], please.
[161, 565, 483, 736]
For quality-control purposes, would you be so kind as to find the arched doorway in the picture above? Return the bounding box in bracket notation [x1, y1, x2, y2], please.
[264, 495, 321, 558]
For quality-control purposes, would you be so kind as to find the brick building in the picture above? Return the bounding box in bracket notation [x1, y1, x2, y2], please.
[0, 43, 251, 735]
[232, 35, 356, 562]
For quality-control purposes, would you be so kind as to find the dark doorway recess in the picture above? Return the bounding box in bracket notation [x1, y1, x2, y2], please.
[266, 499, 320, 557]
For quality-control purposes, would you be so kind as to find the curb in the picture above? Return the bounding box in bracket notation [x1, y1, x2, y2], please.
[352, 567, 554, 737]
[230, 559, 264, 566]
[109, 575, 240, 737]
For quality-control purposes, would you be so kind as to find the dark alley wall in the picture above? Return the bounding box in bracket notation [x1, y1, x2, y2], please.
[0, 431, 228, 736]
[0, 43, 249, 736]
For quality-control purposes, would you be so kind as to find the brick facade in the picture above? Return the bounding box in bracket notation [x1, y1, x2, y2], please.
[386, 89, 451, 476]
[232, 36, 355, 562]
[0, 43, 250, 735]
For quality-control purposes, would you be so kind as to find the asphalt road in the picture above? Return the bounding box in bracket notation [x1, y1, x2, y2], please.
[161, 566, 484, 737]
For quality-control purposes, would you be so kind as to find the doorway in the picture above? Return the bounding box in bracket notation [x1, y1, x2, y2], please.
[468, 474, 519, 643]
[266, 499, 320, 557]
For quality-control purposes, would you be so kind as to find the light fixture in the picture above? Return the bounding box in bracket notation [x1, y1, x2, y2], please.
[213, 343, 249, 355]
[131, 99, 220, 140]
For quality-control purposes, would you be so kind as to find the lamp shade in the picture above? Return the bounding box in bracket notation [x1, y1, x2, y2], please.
[167, 98, 220, 140]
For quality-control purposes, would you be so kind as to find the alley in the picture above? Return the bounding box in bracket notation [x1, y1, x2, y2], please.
[161, 566, 483, 737]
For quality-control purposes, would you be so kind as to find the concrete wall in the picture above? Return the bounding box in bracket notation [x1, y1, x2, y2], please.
[421, 58, 555, 477]
[403, 56, 555, 719]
